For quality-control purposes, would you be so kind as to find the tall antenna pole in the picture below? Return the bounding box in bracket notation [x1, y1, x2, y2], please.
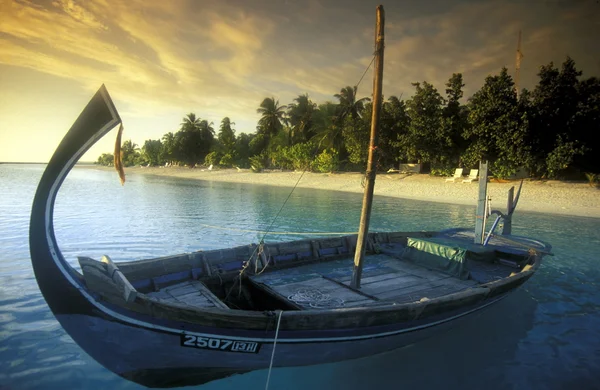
[515, 30, 523, 99]
[350, 5, 385, 289]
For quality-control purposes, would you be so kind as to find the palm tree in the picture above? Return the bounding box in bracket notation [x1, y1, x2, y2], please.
[256, 97, 287, 154]
[121, 139, 140, 167]
[313, 102, 341, 150]
[218, 117, 236, 154]
[181, 113, 201, 131]
[257, 97, 286, 138]
[334, 86, 370, 123]
[161, 132, 176, 165]
[287, 94, 317, 144]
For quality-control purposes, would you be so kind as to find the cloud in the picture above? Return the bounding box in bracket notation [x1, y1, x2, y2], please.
[0, 0, 598, 156]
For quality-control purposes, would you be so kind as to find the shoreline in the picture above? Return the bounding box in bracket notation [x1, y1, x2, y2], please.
[80, 165, 600, 218]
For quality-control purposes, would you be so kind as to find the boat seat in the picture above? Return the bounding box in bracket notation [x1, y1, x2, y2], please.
[146, 280, 230, 309]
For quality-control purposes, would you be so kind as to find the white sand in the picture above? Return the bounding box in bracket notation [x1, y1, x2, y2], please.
[86, 166, 600, 218]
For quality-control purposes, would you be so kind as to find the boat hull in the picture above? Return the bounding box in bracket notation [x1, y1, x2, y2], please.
[56, 292, 506, 387]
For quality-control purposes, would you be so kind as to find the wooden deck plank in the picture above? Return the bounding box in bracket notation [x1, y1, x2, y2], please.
[250, 273, 376, 310]
[175, 292, 215, 308]
[378, 277, 477, 301]
[377, 281, 444, 300]
[164, 282, 197, 296]
[270, 278, 369, 305]
[250, 251, 492, 309]
[147, 280, 229, 309]
[356, 275, 425, 296]
[361, 272, 414, 285]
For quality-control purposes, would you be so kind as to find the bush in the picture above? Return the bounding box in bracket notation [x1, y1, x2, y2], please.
[219, 153, 235, 167]
[430, 160, 457, 177]
[249, 154, 266, 172]
[490, 158, 519, 179]
[96, 153, 114, 166]
[585, 172, 599, 187]
[204, 151, 221, 166]
[313, 149, 339, 173]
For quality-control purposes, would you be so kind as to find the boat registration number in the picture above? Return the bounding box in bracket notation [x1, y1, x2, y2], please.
[181, 335, 260, 354]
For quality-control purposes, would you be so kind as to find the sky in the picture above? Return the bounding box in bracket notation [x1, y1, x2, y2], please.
[0, 0, 598, 163]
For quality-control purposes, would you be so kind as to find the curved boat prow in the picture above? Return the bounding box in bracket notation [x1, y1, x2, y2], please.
[29, 85, 121, 316]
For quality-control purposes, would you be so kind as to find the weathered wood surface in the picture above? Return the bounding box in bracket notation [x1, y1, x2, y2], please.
[250, 273, 375, 310]
[79, 256, 138, 303]
[147, 280, 229, 309]
[72, 230, 539, 331]
[251, 253, 478, 309]
[101, 255, 138, 303]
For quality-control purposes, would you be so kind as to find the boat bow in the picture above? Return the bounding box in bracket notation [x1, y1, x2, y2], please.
[29, 85, 122, 316]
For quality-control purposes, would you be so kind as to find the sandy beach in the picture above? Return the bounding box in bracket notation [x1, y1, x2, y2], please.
[85, 165, 600, 218]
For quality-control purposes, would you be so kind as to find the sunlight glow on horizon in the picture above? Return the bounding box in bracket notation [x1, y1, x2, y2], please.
[1, 0, 598, 162]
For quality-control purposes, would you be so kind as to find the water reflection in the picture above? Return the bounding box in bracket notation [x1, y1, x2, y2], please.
[1, 164, 600, 389]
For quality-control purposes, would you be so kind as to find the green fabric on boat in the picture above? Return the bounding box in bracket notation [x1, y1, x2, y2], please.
[404, 238, 470, 280]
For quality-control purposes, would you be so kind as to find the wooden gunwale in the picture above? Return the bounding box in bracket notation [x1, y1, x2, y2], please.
[78, 239, 541, 332]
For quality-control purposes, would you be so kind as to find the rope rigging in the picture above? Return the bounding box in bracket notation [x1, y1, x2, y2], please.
[226, 49, 380, 298]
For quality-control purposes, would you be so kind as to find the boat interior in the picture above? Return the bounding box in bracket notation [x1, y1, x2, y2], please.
[76, 228, 547, 312]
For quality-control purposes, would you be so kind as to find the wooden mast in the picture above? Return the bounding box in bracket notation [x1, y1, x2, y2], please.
[515, 30, 523, 99]
[350, 5, 385, 289]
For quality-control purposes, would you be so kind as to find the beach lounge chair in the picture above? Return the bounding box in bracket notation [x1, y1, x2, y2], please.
[462, 169, 479, 183]
[445, 168, 463, 182]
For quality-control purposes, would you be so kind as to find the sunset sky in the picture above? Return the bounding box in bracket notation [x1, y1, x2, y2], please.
[1, 0, 598, 163]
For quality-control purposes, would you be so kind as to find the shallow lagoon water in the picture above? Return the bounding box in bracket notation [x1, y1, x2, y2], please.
[1, 164, 599, 389]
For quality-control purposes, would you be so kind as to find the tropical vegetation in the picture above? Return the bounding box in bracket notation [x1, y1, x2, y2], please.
[98, 56, 599, 179]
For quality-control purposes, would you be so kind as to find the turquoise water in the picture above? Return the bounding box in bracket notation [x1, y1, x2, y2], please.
[1, 164, 599, 389]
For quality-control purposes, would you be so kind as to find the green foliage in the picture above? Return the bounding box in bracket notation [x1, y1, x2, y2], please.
[234, 133, 254, 168]
[96, 57, 599, 179]
[219, 153, 235, 167]
[441, 73, 468, 168]
[312, 102, 341, 152]
[287, 94, 317, 144]
[572, 77, 600, 174]
[490, 158, 519, 179]
[313, 149, 339, 173]
[121, 139, 140, 167]
[249, 154, 267, 172]
[381, 96, 410, 167]
[218, 117, 236, 155]
[342, 105, 371, 165]
[585, 173, 599, 187]
[256, 97, 286, 155]
[404, 81, 445, 164]
[430, 162, 456, 177]
[269, 143, 314, 171]
[286, 142, 314, 171]
[545, 137, 585, 179]
[529, 57, 590, 177]
[174, 114, 215, 166]
[96, 153, 114, 166]
[249, 132, 269, 159]
[161, 132, 176, 165]
[464, 68, 529, 178]
[141, 139, 163, 166]
[204, 151, 221, 166]
[335, 86, 370, 122]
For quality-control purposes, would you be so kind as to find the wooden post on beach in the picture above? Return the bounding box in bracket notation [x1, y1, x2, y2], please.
[351, 5, 385, 289]
[474, 161, 489, 244]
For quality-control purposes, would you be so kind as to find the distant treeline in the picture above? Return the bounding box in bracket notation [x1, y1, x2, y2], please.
[97, 56, 599, 179]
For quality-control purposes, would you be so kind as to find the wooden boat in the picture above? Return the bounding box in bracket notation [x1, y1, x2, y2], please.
[29, 6, 551, 388]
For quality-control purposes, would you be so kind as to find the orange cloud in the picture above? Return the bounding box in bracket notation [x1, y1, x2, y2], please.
[0, 0, 598, 162]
